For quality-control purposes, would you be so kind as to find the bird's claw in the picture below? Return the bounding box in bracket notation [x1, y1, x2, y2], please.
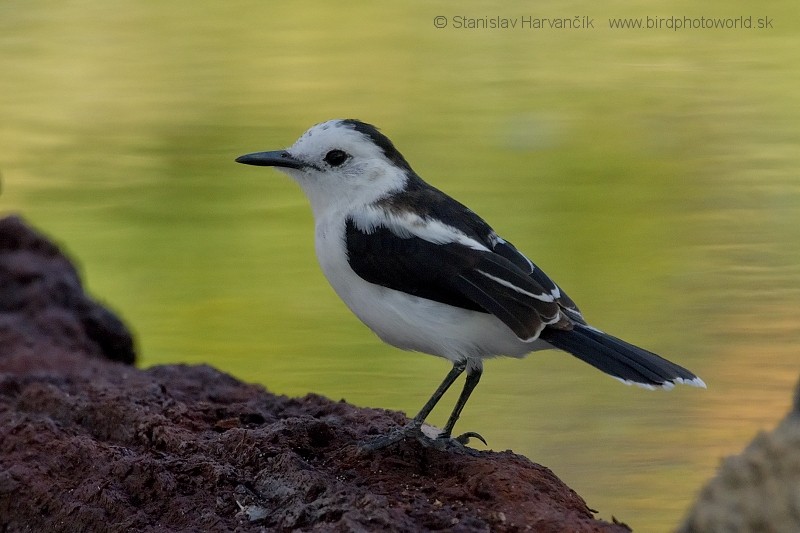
[453, 431, 487, 446]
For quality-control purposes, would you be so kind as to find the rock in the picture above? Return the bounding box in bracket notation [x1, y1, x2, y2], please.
[0, 215, 135, 367]
[678, 378, 800, 533]
[0, 215, 630, 532]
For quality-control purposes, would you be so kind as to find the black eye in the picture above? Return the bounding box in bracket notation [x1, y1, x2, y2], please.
[324, 149, 349, 167]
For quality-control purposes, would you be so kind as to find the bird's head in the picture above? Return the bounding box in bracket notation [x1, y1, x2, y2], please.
[236, 119, 415, 216]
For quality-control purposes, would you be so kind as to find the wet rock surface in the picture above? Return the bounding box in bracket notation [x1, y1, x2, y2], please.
[0, 215, 630, 532]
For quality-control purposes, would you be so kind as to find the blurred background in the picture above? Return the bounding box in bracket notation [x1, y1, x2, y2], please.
[2, 1, 798, 531]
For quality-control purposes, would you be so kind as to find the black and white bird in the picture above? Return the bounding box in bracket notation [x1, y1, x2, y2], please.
[236, 119, 705, 447]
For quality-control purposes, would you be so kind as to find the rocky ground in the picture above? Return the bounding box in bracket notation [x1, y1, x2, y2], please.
[0, 214, 631, 532]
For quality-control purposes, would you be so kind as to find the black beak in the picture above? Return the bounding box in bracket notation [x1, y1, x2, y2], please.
[235, 150, 305, 169]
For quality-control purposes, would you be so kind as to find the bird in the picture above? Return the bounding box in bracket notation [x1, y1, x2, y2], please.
[236, 119, 705, 448]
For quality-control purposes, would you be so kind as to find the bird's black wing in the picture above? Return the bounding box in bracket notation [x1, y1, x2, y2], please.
[344, 218, 566, 341]
[375, 181, 583, 322]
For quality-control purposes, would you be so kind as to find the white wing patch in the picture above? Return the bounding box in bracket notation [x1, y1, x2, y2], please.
[351, 205, 490, 252]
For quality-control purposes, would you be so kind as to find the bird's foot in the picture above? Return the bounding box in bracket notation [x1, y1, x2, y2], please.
[359, 424, 487, 452]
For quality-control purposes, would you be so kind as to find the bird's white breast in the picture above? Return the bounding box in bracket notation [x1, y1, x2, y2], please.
[313, 212, 548, 364]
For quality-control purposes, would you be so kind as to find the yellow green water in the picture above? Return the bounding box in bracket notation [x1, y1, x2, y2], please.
[2, 2, 799, 531]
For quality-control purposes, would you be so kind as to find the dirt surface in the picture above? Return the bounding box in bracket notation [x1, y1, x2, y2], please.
[0, 215, 631, 532]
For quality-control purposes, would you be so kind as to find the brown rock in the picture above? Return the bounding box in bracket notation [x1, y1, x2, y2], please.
[0, 215, 630, 532]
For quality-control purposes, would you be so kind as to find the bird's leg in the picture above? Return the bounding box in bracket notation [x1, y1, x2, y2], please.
[438, 365, 486, 445]
[411, 360, 467, 426]
[359, 361, 467, 451]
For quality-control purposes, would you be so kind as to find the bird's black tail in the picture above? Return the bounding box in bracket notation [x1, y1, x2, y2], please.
[540, 324, 705, 389]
